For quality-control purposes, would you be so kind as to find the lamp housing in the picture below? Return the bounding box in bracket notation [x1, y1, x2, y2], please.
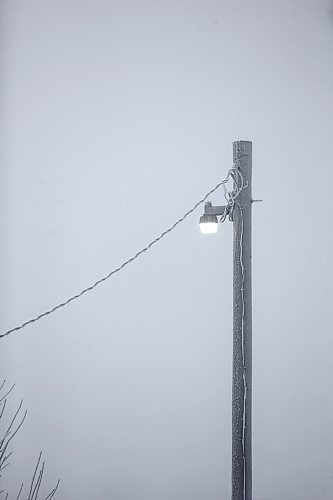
[199, 213, 218, 234]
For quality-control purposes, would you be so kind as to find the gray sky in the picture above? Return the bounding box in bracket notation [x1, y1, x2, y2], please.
[1, 1, 333, 499]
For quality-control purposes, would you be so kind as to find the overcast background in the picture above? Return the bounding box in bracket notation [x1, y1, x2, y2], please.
[1, 1, 333, 499]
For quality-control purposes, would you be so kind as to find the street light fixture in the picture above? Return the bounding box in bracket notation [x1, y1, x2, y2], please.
[200, 141, 253, 500]
[199, 201, 227, 234]
[199, 212, 219, 235]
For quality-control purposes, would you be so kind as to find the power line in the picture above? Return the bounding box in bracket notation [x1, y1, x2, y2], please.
[0, 172, 237, 340]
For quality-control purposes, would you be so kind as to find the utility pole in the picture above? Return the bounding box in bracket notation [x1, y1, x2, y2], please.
[199, 140, 253, 499]
[232, 140, 252, 500]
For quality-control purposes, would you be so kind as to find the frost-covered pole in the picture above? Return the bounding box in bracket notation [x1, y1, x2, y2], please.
[232, 141, 252, 500]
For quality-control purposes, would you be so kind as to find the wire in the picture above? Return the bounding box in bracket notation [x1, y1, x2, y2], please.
[237, 200, 247, 500]
[232, 169, 248, 500]
[0, 170, 241, 340]
[219, 168, 244, 223]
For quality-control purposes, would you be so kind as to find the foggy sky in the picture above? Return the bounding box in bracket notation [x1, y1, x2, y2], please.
[1, 1, 333, 499]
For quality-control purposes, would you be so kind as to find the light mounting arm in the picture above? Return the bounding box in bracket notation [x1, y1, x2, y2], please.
[202, 201, 227, 216]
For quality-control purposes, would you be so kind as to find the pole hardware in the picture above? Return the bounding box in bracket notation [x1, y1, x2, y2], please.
[203, 201, 227, 216]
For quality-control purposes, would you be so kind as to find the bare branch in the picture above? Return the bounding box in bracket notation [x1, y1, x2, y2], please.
[28, 451, 42, 500]
[0, 399, 7, 421]
[44, 479, 60, 500]
[0, 384, 15, 405]
[0, 385, 59, 500]
[0, 404, 27, 471]
[0, 456, 12, 473]
[31, 460, 45, 500]
[16, 483, 24, 500]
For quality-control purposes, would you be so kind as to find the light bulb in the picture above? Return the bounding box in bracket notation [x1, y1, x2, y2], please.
[199, 214, 218, 234]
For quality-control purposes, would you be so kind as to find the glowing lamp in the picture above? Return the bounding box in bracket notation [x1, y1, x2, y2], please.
[199, 213, 218, 234]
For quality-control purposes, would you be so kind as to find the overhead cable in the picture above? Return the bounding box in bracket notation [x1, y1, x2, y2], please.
[0, 169, 241, 339]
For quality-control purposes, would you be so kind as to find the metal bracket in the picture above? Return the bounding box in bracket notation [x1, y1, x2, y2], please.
[203, 201, 227, 216]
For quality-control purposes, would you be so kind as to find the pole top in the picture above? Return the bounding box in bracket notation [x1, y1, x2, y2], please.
[233, 140, 252, 160]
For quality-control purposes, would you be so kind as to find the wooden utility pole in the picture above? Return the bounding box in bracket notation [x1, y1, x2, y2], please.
[232, 140, 252, 500]
[199, 140, 253, 499]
